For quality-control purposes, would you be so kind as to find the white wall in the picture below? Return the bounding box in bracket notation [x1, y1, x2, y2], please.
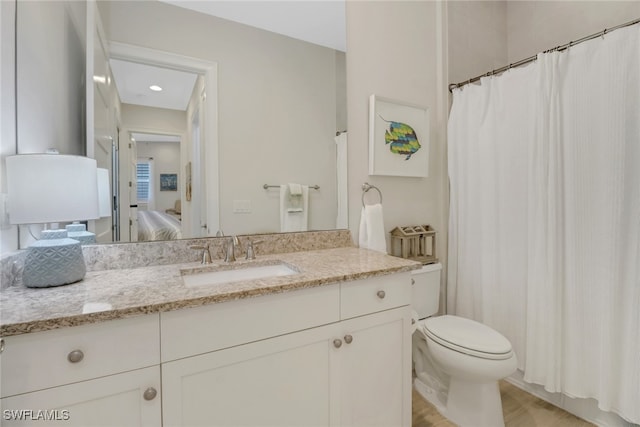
[120, 104, 186, 138]
[507, 1, 640, 63]
[345, 1, 449, 264]
[1, 0, 87, 254]
[16, 1, 86, 156]
[102, 1, 340, 236]
[447, 1, 507, 85]
[136, 141, 181, 214]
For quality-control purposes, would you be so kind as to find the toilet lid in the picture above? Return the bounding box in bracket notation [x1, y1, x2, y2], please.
[423, 315, 513, 360]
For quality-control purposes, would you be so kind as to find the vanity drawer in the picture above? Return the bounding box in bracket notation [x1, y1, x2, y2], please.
[340, 272, 412, 319]
[0, 314, 160, 398]
[160, 284, 340, 362]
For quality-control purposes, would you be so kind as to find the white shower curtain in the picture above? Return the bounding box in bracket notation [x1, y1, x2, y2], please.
[448, 25, 640, 424]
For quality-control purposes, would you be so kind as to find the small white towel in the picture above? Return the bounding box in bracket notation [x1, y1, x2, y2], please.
[287, 183, 303, 212]
[288, 183, 302, 196]
[280, 184, 309, 232]
[359, 203, 387, 253]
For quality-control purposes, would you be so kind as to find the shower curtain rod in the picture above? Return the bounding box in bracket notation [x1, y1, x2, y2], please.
[449, 17, 640, 92]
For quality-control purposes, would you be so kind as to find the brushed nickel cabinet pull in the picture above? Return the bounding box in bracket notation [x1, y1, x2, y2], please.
[333, 339, 343, 348]
[67, 349, 84, 363]
[344, 335, 353, 344]
[143, 387, 157, 401]
[377, 290, 386, 299]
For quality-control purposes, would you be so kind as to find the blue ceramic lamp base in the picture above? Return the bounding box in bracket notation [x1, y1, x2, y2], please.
[22, 230, 86, 288]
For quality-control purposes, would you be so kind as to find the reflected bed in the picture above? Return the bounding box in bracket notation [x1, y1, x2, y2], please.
[138, 210, 182, 241]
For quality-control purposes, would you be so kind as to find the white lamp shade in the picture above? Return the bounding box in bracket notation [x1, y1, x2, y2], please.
[6, 154, 100, 224]
[97, 168, 111, 218]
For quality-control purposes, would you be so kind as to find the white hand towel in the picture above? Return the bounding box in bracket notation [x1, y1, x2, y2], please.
[287, 183, 303, 211]
[288, 183, 302, 196]
[358, 203, 387, 253]
[280, 185, 309, 232]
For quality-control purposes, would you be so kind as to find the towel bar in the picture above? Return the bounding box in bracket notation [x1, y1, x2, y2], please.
[362, 182, 382, 207]
[263, 184, 320, 190]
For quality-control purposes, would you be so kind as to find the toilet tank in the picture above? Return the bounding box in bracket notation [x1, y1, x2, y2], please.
[411, 263, 442, 319]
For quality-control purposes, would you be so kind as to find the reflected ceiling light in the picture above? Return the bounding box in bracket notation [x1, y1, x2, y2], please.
[149, 85, 163, 92]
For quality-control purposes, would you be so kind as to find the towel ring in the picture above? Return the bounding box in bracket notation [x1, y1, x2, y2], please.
[361, 182, 382, 207]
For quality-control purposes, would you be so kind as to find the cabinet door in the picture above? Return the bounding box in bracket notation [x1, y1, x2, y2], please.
[337, 307, 412, 427]
[0, 366, 161, 427]
[162, 322, 342, 427]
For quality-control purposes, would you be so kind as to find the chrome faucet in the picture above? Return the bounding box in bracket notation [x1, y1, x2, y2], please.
[190, 244, 212, 264]
[245, 240, 263, 260]
[224, 236, 240, 262]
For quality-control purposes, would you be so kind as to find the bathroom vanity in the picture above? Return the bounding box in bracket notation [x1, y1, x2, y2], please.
[0, 235, 420, 427]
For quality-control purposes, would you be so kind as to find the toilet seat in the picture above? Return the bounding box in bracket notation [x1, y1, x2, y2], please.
[422, 315, 513, 360]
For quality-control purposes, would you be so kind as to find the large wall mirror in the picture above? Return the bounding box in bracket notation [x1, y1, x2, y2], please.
[13, 0, 347, 246]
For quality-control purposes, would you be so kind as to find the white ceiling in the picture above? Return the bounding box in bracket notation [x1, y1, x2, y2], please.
[110, 1, 346, 113]
[110, 59, 198, 111]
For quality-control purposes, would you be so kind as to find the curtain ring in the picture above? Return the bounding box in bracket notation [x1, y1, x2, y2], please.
[601, 28, 607, 39]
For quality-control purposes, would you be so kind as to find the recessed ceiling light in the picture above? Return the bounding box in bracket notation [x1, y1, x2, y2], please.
[149, 85, 163, 92]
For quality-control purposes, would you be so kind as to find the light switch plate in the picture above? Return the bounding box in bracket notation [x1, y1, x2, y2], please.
[233, 199, 251, 213]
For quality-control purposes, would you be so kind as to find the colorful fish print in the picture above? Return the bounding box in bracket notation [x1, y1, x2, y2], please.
[379, 115, 421, 160]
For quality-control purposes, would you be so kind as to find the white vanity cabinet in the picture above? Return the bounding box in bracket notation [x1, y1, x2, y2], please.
[162, 320, 342, 426]
[336, 308, 411, 427]
[0, 315, 161, 427]
[0, 270, 413, 427]
[1, 366, 161, 427]
[161, 272, 413, 427]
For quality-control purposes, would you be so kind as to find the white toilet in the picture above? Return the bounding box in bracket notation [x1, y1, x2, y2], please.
[411, 263, 517, 427]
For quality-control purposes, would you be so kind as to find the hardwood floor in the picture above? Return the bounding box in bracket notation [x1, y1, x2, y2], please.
[412, 380, 595, 427]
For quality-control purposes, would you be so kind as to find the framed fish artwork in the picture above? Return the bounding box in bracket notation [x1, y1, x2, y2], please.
[368, 95, 429, 177]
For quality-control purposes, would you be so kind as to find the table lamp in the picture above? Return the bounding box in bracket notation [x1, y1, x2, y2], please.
[65, 168, 111, 244]
[6, 154, 99, 288]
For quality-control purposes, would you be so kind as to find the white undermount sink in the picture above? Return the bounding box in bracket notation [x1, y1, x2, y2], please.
[181, 262, 299, 287]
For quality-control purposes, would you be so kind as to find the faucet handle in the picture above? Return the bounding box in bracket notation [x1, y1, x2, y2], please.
[245, 240, 263, 260]
[224, 237, 237, 263]
[190, 245, 212, 264]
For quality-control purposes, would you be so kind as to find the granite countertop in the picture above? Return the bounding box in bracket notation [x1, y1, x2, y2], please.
[0, 247, 421, 337]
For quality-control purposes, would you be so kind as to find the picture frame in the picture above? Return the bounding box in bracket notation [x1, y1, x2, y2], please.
[368, 94, 430, 177]
[185, 162, 192, 201]
[160, 173, 178, 191]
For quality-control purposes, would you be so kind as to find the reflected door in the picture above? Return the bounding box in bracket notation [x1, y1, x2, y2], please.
[88, 2, 115, 242]
[190, 106, 207, 237]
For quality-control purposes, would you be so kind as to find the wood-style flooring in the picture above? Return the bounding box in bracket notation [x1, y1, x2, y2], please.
[412, 380, 595, 427]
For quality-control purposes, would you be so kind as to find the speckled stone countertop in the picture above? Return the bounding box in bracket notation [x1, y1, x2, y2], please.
[0, 247, 421, 337]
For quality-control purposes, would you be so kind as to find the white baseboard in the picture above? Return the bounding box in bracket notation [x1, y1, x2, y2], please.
[506, 371, 637, 427]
